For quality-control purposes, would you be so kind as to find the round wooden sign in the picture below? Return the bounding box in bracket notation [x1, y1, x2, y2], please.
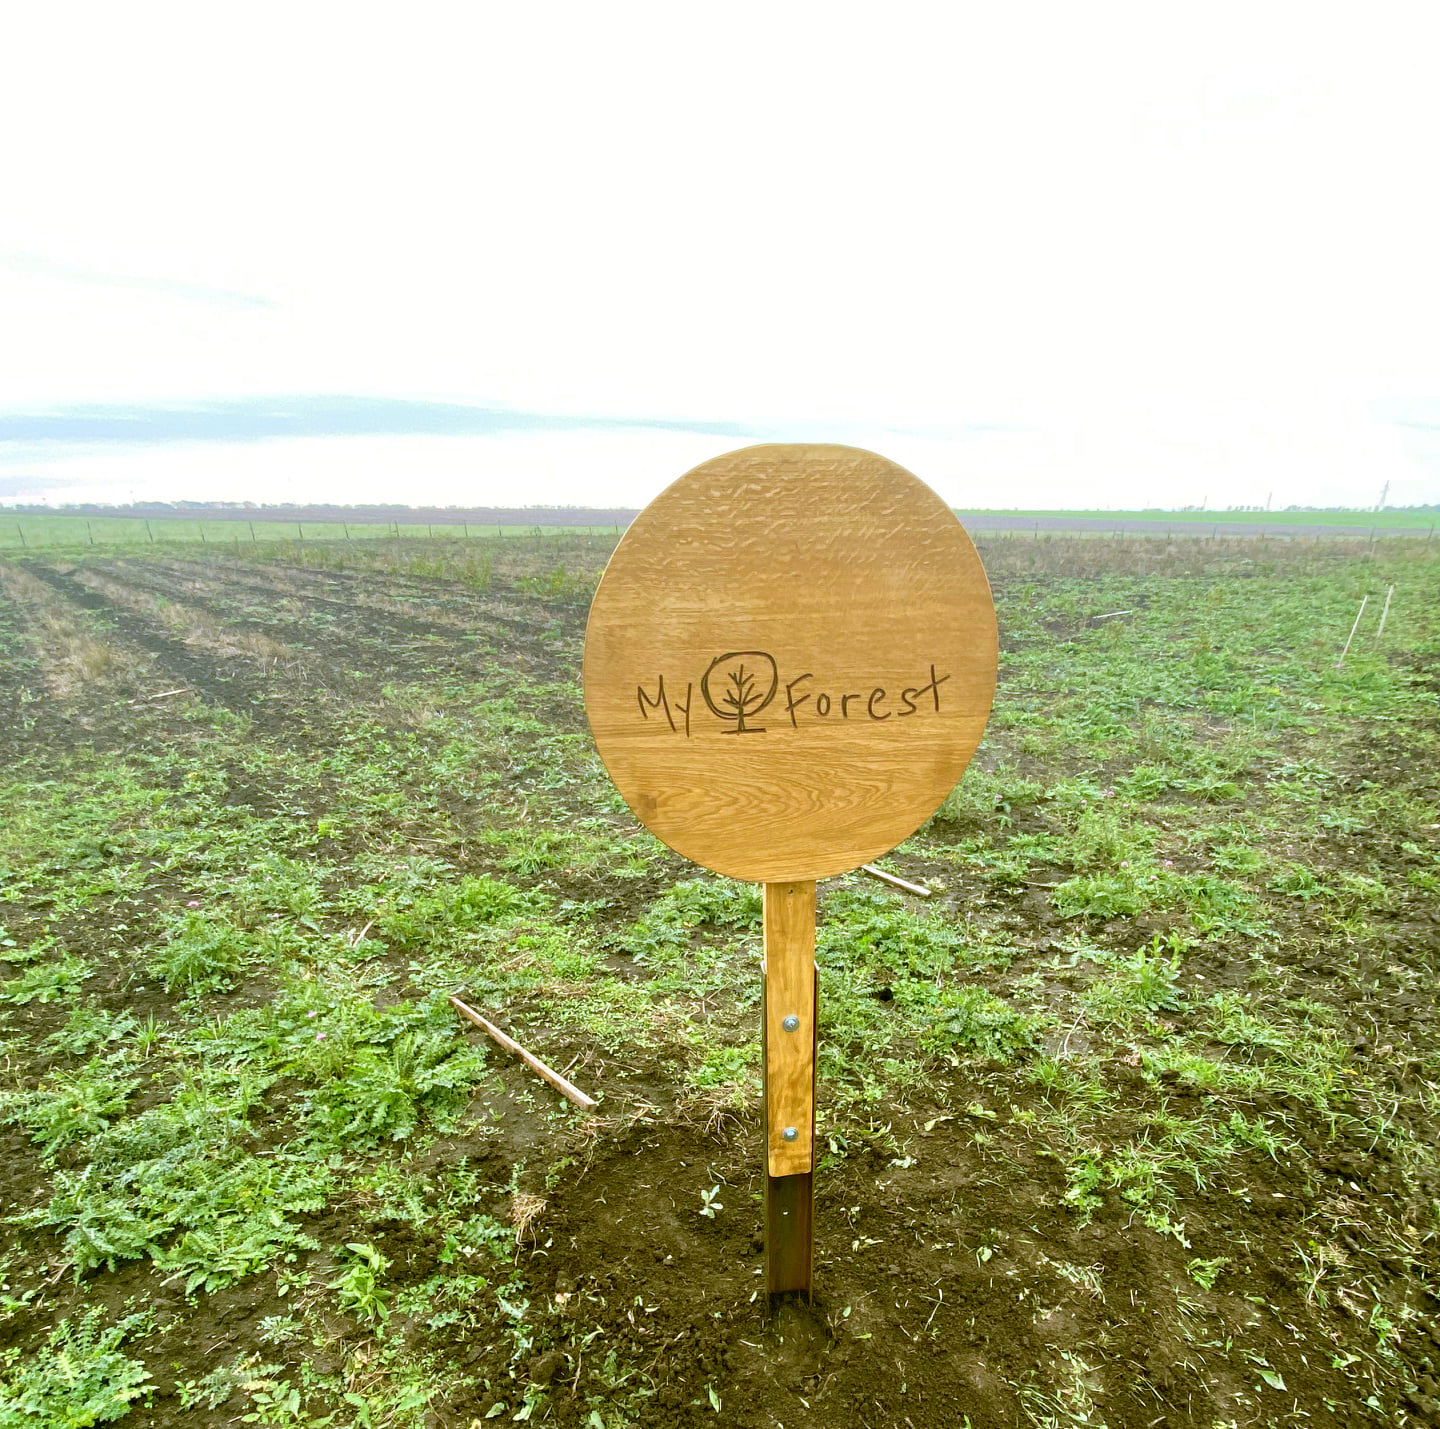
[583, 444, 997, 882]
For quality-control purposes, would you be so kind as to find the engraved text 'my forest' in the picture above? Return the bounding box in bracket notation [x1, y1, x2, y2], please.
[637, 652, 951, 737]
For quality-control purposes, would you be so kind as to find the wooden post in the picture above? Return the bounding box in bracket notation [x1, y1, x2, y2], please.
[763, 880, 817, 1299]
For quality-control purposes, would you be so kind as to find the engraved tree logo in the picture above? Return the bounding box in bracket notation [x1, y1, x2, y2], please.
[700, 651, 779, 734]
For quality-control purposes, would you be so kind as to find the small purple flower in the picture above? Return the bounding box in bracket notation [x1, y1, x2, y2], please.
[316, 1032, 327, 1041]
[187, 900, 201, 908]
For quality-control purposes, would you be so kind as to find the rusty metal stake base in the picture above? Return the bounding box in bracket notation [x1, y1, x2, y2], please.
[764, 1171, 814, 1299]
[762, 955, 819, 1302]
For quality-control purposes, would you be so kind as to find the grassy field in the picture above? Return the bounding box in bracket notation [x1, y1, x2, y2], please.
[2, 506, 1435, 553]
[969, 508, 1438, 532]
[0, 515, 624, 553]
[0, 530, 1437, 1427]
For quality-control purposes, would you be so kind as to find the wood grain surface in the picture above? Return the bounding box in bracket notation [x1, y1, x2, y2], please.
[763, 881, 816, 1177]
[583, 444, 997, 882]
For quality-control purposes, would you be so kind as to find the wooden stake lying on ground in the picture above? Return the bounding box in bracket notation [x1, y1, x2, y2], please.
[127, 687, 188, 706]
[449, 995, 596, 1111]
[861, 863, 932, 897]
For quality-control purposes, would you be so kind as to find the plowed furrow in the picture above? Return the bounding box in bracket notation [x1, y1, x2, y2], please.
[0, 561, 151, 702]
[151, 555, 571, 643]
[88, 564, 481, 685]
[99, 560, 565, 686]
[25, 566, 268, 715]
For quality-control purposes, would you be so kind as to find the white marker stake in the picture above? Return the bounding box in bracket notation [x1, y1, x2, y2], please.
[1375, 584, 1395, 642]
[1336, 595, 1368, 669]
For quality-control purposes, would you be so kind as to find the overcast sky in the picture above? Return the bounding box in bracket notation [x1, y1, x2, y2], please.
[2, 4, 1438, 511]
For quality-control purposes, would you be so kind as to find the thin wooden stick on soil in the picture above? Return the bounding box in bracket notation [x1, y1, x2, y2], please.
[127, 687, 188, 705]
[449, 995, 597, 1110]
[861, 863, 932, 897]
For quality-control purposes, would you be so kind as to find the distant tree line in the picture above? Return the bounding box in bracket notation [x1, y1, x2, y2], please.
[0, 502, 641, 526]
